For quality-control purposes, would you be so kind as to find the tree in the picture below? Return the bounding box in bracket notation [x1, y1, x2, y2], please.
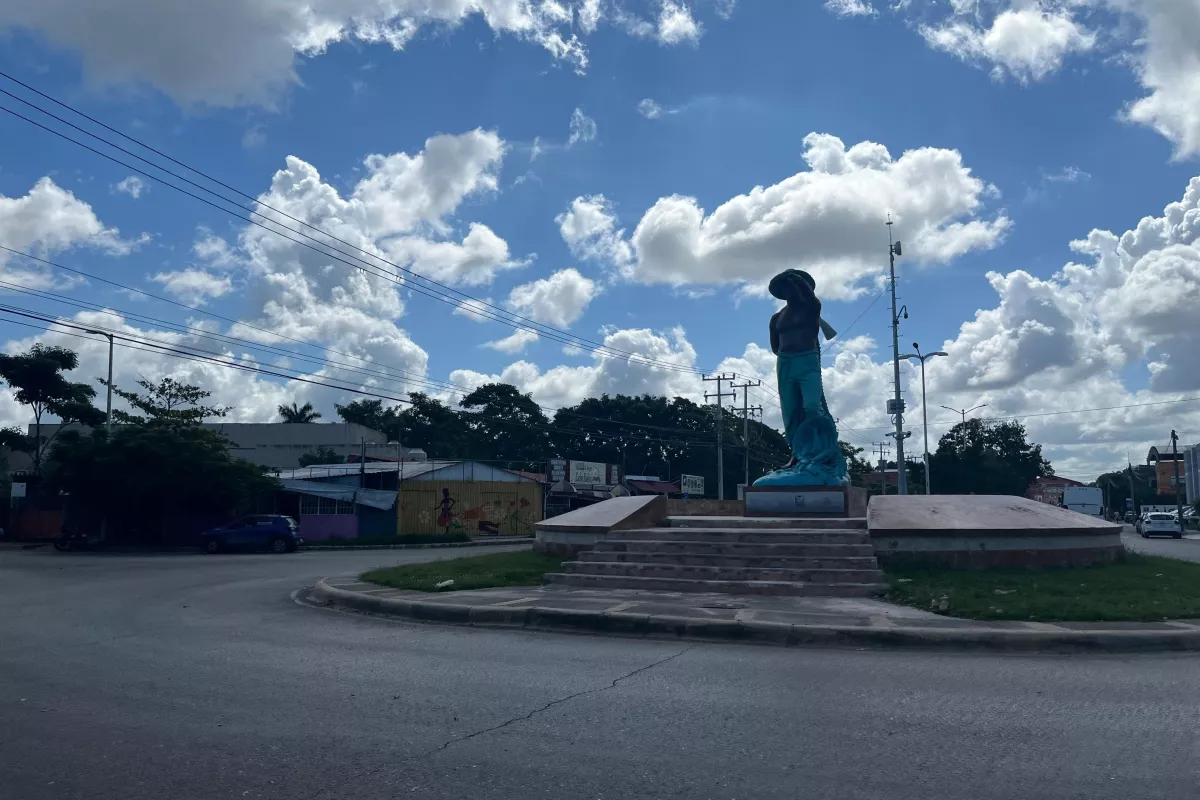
[0, 344, 105, 472]
[101, 376, 229, 427]
[335, 398, 399, 437]
[298, 446, 345, 467]
[278, 401, 321, 423]
[44, 424, 278, 543]
[927, 419, 1052, 496]
[458, 383, 551, 467]
[839, 441, 873, 487]
[396, 393, 470, 458]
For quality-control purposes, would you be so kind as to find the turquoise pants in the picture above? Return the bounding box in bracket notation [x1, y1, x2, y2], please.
[777, 349, 831, 446]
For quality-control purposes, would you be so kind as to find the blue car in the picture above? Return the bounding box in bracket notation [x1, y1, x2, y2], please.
[200, 515, 302, 554]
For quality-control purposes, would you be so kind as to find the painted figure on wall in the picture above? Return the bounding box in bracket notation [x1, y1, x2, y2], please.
[754, 269, 849, 487]
[434, 488, 457, 533]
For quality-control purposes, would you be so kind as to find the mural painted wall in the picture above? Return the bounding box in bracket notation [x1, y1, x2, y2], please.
[397, 480, 543, 537]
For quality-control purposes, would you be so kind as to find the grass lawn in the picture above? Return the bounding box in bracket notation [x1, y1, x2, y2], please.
[885, 553, 1200, 622]
[362, 549, 566, 592]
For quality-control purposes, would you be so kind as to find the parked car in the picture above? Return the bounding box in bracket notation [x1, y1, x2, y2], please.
[1140, 512, 1182, 539]
[200, 515, 302, 554]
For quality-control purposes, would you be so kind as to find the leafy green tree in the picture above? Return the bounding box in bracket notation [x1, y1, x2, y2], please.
[397, 393, 470, 458]
[335, 398, 399, 437]
[0, 344, 105, 472]
[928, 419, 1052, 496]
[839, 441, 873, 487]
[44, 425, 278, 543]
[101, 377, 229, 427]
[298, 446, 345, 467]
[459, 383, 550, 468]
[278, 401, 321, 423]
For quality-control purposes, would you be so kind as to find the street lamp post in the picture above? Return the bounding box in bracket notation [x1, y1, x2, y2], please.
[940, 404, 988, 451]
[86, 330, 115, 436]
[900, 343, 947, 495]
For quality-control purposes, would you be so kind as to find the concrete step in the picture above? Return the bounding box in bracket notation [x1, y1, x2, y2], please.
[562, 560, 884, 584]
[577, 551, 882, 570]
[667, 516, 867, 530]
[545, 572, 885, 597]
[596, 540, 877, 558]
[613, 528, 871, 545]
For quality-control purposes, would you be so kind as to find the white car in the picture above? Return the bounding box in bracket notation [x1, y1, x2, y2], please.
[1140, 512, 1182, 539]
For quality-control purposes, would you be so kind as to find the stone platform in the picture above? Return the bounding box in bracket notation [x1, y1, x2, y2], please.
[868, 494, 1123, 568]
[544, 514, 885, 597]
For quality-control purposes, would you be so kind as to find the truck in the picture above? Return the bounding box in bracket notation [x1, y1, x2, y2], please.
[1062, 486, 1103, 518]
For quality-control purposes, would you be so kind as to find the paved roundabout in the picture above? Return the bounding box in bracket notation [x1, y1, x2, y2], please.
[3, 545, 1200, 799]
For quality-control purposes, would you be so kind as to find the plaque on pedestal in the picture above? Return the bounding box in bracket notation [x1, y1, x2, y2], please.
[744, 485, 848, 517]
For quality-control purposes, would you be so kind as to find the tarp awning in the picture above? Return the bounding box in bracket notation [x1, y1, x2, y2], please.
[280, 479, 397, 510]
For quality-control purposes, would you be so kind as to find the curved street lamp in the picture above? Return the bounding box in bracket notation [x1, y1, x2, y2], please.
[900, 343, 948, 494]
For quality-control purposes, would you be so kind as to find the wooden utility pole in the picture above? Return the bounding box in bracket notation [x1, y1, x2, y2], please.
[703, 374, 736, 500]
[731, 380, 762, 491]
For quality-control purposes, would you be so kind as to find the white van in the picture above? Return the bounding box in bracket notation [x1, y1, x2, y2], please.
[1062, 486, 1103, 518]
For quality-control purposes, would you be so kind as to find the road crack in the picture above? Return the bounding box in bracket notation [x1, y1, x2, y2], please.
[422, 642, 699, 757]
[307, 643, 699, 798]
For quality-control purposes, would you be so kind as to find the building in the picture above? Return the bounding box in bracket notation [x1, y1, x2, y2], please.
[1184, 446, 1200, 505]
[623, 475, 682, 497]
[1148, 443, 1188, 498]
[1027, 475, 1086, 506]
[276, 459, 544, 540]
[10, 422, 425, 472]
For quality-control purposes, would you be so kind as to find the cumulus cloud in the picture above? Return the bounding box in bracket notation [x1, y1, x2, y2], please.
[506, 268, 597, 328]
[1122, 0, 1200, 159]
[600, 132, 1008, 299]
[451, 325, 704, 410]
[0, 177, 144, 289]
[556, 194, 634, 266]
[638, 98, 664, 119]
[567, 107, 597, 148]
[920, 4, 1096, 83]
[453, 297, 495, 322]
[113, 175, 147, 198]
[0, 0, 598, 107]
[657, 0, 703, 44]
[484, 328, 539, 354]
[150, 268, 234, 305]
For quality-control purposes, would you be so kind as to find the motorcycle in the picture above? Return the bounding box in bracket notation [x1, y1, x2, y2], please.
[54, 527, 100, 552]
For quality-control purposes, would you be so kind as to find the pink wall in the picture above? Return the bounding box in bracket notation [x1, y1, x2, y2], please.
[299, 515, 358, 541]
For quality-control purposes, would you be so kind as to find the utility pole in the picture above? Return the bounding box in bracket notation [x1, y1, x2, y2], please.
[886, 217, 909, 495]
[731, 380, 762, 491]
[940, 405, 988, 452]
[1172, 430, 1184, 528]
[359, 438, 366, 488]
[1127, 462, 1137, 516]
[873, 442, 891, 495]
[703, 374, 736, 500]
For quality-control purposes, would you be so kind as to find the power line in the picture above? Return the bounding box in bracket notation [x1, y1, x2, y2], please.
[0, 75, 726, 378]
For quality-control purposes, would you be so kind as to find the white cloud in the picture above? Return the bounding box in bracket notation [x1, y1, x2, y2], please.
[150, 268, 234, 305]
[451, 325, 703, 410]
[192, 229, 240, 268]
[453, 297, 495, 322]
[618, 132, 1009, 298]
[0, 0, 595, 108]
[824, 0, 876, 18]
[484, 328, 539, 354]
[567, 107, 597, 148]
[577, 0, 602, 33]
[920, 5, 1096, 83]
[242, 125, 266, 149]
[1046, 165, 1091, 183]
[0, 177, 144, 289]
[556, 194, 634, 266]
[638, 98, 664, 119]
[506, 268, 597, 328]
[113, 175, 147, 198]
[657, 0, 703, 45]
[1121, 0, 1200, 159]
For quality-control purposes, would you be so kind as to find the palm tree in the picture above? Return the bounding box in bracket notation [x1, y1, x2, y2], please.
[278, 401, 321, 423]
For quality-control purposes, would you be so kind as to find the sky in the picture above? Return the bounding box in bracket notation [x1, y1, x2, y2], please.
[1, 0, 1199, 482]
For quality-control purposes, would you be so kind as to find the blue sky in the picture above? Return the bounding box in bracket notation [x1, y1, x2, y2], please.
[1, 0, 1199, 479]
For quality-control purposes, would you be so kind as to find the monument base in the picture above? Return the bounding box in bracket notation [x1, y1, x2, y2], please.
[744, 485, 859, 518]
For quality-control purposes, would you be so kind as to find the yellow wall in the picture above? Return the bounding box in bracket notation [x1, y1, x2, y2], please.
[398, 480, 543, 537]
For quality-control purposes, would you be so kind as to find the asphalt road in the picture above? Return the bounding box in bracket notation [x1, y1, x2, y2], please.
[3, 546, 1200, 800]
[1121, 523, 1200, 562]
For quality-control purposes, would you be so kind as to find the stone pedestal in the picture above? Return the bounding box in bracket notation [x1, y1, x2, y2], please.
[744, 486, 850, 517]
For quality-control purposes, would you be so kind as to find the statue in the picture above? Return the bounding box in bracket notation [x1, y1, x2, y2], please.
[753, 269, 849, 487]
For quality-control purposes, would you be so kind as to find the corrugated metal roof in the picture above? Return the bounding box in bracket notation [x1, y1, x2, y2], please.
[278, 461, 455, 480]
[628, 479, 680, 495]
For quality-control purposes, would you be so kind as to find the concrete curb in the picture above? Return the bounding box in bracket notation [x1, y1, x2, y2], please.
[311, 578, 1200, 653]
[302, 538, 532, 552]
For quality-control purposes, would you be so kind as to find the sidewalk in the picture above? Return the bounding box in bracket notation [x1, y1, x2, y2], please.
[312, 578, 1200, 653]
